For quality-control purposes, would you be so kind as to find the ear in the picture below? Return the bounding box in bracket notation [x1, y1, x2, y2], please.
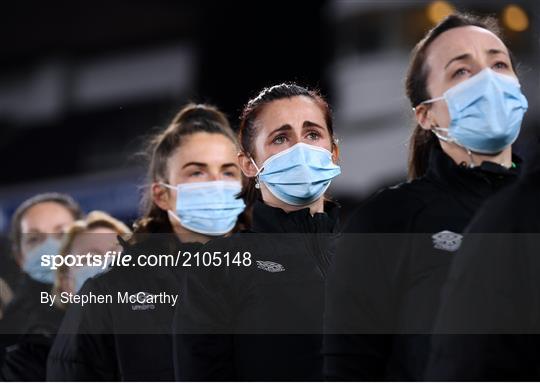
[414, 104, 434, 131]
[238, 152, 258, 178]
[151, 183, 171, 211]
[331, 141, 340, 163]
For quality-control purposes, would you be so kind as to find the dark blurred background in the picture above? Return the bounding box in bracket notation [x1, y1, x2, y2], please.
[0, 0, 538, 231]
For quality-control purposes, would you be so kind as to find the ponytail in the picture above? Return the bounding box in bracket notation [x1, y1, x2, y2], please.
[408, 125, 438, 180]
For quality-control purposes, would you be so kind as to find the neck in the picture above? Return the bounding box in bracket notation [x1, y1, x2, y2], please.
[168, 211, 211, 244]
[441, 142, 513, 169]
[175, 229, 211, 244]
[261, 188, 325, 215]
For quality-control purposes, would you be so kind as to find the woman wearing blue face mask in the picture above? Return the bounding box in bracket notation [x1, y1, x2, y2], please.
[173, 83, 342, 381]
[0, 193, 82, 369]
[47, 104, 246, 381]
[324, 13, 528, 381]
[0, 211, 130, 381]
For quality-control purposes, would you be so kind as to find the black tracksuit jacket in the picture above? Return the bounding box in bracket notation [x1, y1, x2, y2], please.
[0, 273, 53, 378]
[0, 292, 63, 381]
[425, 158, 540, 381]
[173, 200, 340, 381]
[324, 145, 521, 380]
[46, 235, 202, 381]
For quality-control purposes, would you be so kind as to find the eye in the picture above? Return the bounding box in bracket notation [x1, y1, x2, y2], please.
[24, 233, 46, 248]
[306, 131, 320, 141]
[223, 170, 236, 178]
[190, 170, 204, 177]
[493, 61, 509, 70]
[272, 135, 287, 145]
[452, 67, 470, 79]
[25, 235, 41, 247]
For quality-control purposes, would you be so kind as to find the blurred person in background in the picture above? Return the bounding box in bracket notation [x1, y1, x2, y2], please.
[0, 193, 82, 365]
[324, 12, 529, 380]
[0, 210, 130, 381]
[47, 103, 247, 381]
[0, 236, 19, 321]
[174, 83, 341, 381]
[53, 211, 131, 301]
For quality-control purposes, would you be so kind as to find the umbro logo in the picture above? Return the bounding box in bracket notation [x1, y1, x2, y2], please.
[256, 260, 285, 273]
[432, 230, 463, 252]
[129, 292, 156, 311]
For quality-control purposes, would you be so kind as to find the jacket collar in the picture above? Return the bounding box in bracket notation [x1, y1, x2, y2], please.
[425, 145, 521, 211]
[119, 232, 203, 254]
[20, 272, 52, 290]
[251, 199, 340, 234]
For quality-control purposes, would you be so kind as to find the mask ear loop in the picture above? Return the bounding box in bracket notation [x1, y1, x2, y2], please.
[416, 97, 477, 168]
[431, 128, 476, 168]
[249, 157, 263, 189]
[157, 182, 184, 221]
[159, 182, 176, 191]
[415, 97, 450, 142]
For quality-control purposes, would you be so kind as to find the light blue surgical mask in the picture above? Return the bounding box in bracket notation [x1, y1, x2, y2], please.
[251, 142, 341, 206]
[421, 68, 528, 154]
[161, 180, 245, 236]
[23, 236, 61, 284]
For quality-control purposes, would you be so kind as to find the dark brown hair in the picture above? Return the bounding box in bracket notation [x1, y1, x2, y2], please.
[238, 83, 335, 210]
[405, 12, 512, 179]
[10, 193, 83, 263]
[133, 103, 241, 235]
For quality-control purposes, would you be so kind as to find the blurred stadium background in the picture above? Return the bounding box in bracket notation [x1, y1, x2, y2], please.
[0, 0, 538, 231]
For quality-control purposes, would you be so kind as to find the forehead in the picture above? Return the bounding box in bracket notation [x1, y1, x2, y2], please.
[69, 228, 117, 251]
[85, 227, 117, 235]
[256, 96, 326, 127]
[169, 132, 236, 164]
[426, 25, 508, 67]
[21, 202, 73, 229]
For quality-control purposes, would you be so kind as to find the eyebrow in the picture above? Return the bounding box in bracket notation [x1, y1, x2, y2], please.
[268, 125, 293, 137]
[303, 120, 325, 130]
[182, 162, 208, 169]
[221, 162, 240, 168]
[444, 49, 509, 70]
[268, 121, 325, 137]
[53, 224, 66, 231]
[487, 48, 508, 57]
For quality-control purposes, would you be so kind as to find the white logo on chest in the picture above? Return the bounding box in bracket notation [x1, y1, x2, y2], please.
[432, 230, 463, 252]
[129, 292, 156, 311]
[256, 260, 285, 273]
